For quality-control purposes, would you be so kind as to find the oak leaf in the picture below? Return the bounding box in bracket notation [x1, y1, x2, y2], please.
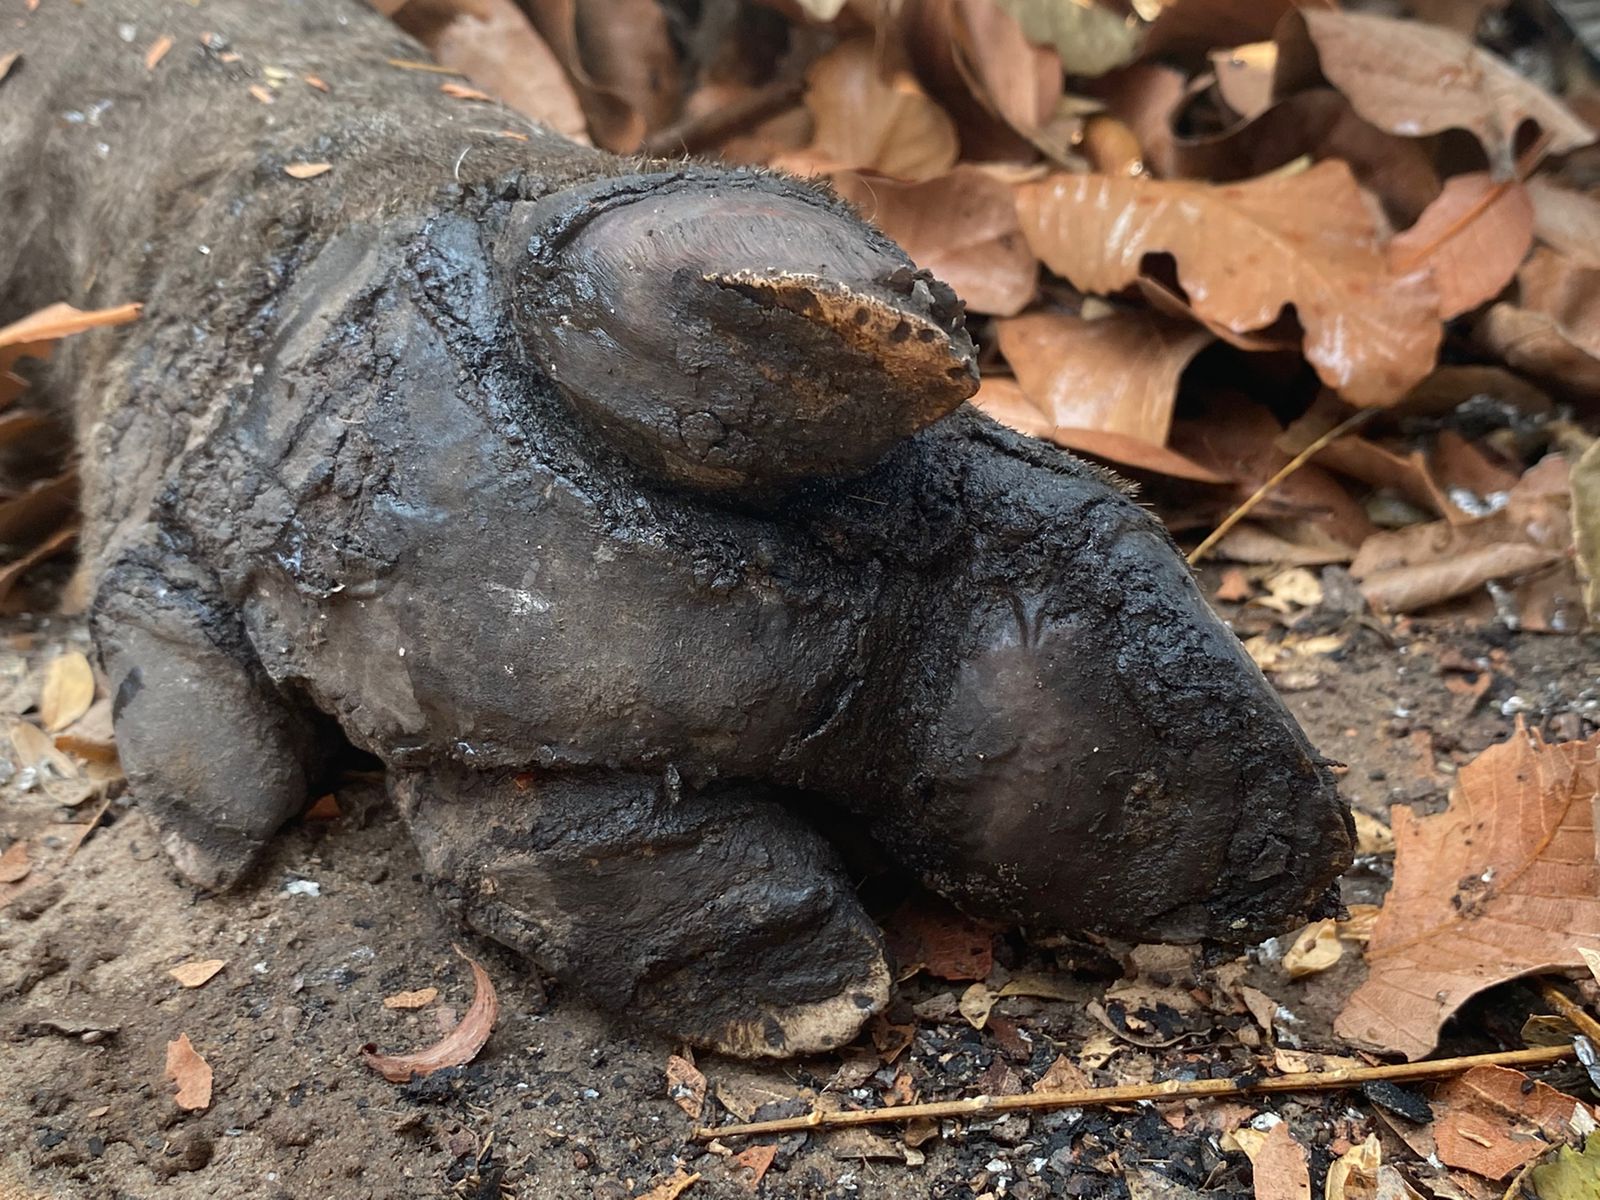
[1336, 725, 1600, 1059]
[1014, 161, 1441, 406]
[1388, 172, 1533, 318]
[832, 167, 1036, 317]
[1278, 10, 1595, 171]
[995, 310, 1210, 445]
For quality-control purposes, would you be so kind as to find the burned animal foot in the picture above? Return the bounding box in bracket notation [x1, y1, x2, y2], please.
[91, 551, 317, 890]
[394, 767, 891, 1057]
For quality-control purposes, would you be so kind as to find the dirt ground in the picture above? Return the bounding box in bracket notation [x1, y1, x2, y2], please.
[2, 583, 1597, 1200]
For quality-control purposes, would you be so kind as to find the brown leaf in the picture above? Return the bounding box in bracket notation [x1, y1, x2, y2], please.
[10, 718, 80, 778]
[361, 947, 498, 1082]
[439, 81, 492, 102]
[959, 982, 998, 1030]
[832, 167, 1036, 317]
[1350, 456, 1572, 613]
[0, 840, 30, 884]
[1518, 247, 1600, 359]
[881, 898, 995, 981]
[1242, 1121, 1312, 1200]
[417, 0, 587, 142]
[0, 51, 19, 85]
[787, 39, 958, 181]
[1432, 1066, 1591, 1179]
[731, 1144, 776, 1191]
[1142, 0, 1296, 62]
[1326, 1134, 1382, 1200]
[1389, 173, 1533, 319]
[283, 162, 331, 179]
[996, 310, 1211, 445]
[165, 1034, 213, 1111]
[1032, 1053, 1091, 1094]
[1210, 42, 1277, 121]
[1575, 440, 1600, 622]
[950, 0, 1063, 144]
[169, 959, 226, 988]
[524, 0, 679, 152]
[1279, 10, 1595, 171]
[382, 986, 438, 1010]
[638, 1168, 700, 1200]
[303, 792, 341, 821]
[1528, 179, 1600, 269]
[39, 651, 95, 732]
[1282, 919, 1343, 979]
[0, 302, 141, 371]
[665, 1053, 706, 1119]
[0, 471, 77, 548]
[1336, 725, 1600, 1059]
[248, 84, 274, 104]
[1015, 162, 1442, 405]
[1477, 302, 1600, 397]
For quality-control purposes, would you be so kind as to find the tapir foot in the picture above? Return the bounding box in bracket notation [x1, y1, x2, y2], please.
[394, 766, 890, 1057]
[91, 549, 317, 890]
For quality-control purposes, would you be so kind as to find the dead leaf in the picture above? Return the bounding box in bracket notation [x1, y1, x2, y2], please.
[1527, 180, 1600, 269]
[1433, 1066, 1591, 1178]
[303, 793, 340, 821]
[0, 471, 77, 548]
[304, 74, 330, 92]
[0, 841, 30, 883]
[1389, 173, 1533, 319]
[283, 162, 331, 179]
[10, 719, 80, 778]
[959, 981, 998, 1029]
[1337, 725, 1600, 1059]
[996, 309, 1211, 445]
[832, 168, 1036, 317]
[1243, 1121, 1313, 1200]
[1573, 439, 1600, 621]
[998, 972, 1079, 1001]
[1477, 302, 1600, 397]
[638, 1168, 699, 1200]
[169, 960, 225, 989]
[361, 947, 498, 1082]
[382, 986, 438, 1010]
[1015, 161, 1441, 406]
[1212, 42, 1277, 121]
[0, 302, 141, 370]
[439, 81, 492, 102]
[882, 898, 996, 981]
[1353, 812, 1395, 856]
[1279, 10, 1595, 171]
[39, 651, 94, 732]
[1327, 1134, 1383, 1200]
[731, 1143, 776, 1191]
[666, 1053, 707, 1120]
[787, 39, 958, 181]
[991, 0, 1141, 78]
[143, 34, 174, 71]
[1283, 919, 1343, 979]
[165, 1034, 213, 1111]
[523, 0, 679, 152]
[1142, 0, 1296, 62]
[248, 84, 274, 104]
[0, 51, 18, 84]
[1517, 247, 1600, 360]
[1032, 1053, 1091, 1094]
[403, 0, 587, 141]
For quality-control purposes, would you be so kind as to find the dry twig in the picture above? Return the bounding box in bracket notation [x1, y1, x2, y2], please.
[696, 1043, 1578, 1140]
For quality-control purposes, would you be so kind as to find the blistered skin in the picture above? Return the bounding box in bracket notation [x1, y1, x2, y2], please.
[2, 0, 1352, 1055]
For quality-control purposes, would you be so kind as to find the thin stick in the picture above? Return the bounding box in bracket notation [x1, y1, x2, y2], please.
[1541, 981, 1600, 1044]
[695, 1043, 1576, 1141]
[1187, 407, 1377, 566]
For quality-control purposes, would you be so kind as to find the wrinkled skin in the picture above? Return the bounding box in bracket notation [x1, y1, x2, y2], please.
[1, 0, 1352, 1055]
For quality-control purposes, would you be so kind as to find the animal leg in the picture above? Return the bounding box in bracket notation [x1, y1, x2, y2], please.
[395, 766, 891, 1057]
[91, 549, 317, 890]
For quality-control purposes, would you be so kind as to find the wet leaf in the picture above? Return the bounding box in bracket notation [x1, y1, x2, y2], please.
[789, 39, 958, 181]
[996, 310, 1211, 445]
[1337, 725, 1600, 1059]
[361, 947, 498, 1082]
[666, 1053, 706, 1119]
[39, 651, 94, 732]
[382, 986, 438, 1010]
[832, 168, 1036, 316]
[1432, 1066, 1591, 1179]
[1389, 173, 1533, 318]
[169, 959, 226, 989]
[165, 1033, 213, 1111]
[1015, 162, 1441, 405]
[1279, 11, 1595, 171]
[991, 0, 1141, 78]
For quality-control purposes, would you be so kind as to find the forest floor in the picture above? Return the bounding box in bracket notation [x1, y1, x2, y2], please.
[2, 584, 1595, 1200]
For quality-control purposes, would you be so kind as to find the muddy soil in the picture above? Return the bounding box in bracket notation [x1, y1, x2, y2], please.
[2, 596, 1596, 1200]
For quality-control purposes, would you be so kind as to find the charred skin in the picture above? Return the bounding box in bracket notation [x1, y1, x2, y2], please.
[1, 0, 1352, 1055]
